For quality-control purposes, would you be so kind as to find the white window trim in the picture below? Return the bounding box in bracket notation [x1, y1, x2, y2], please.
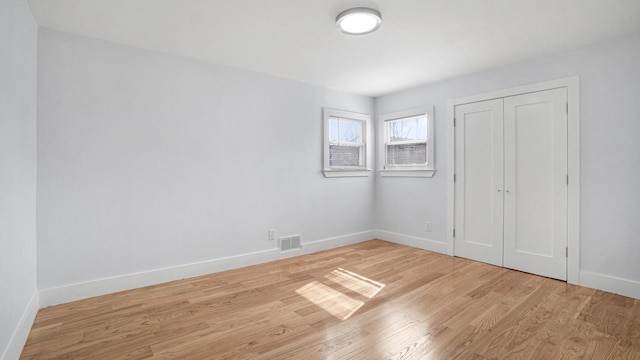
[323, 108, 372, 178]
[379, 106, 435, 178]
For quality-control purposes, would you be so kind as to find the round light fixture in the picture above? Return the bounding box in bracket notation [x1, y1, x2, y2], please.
[336, 7, 382, 35]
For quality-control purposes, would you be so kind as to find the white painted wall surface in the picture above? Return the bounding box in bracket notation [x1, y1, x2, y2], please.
[376, 31, 640, 291]
[0, 0, 39, 358]
[36, 29, 375, 292]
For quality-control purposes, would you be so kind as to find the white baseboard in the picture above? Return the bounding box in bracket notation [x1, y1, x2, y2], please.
[2, 291, 38, 360]
[297, 230, 375, 252]
[375, 230, 448, 254]
[39, 230, 375, 307]
[580, 271, 640, 300]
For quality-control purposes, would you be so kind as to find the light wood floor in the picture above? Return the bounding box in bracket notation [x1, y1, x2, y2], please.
[21, 240, 640, 359]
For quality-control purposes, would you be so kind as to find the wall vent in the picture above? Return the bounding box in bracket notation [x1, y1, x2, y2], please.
[280, 235, 301, 251]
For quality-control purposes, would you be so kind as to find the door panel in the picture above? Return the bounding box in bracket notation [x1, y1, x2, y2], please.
[503, 88, 568, 280]
[454, 99, 504, 266]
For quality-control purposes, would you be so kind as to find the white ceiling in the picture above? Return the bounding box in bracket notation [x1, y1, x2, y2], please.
[27, 0, 640, 97]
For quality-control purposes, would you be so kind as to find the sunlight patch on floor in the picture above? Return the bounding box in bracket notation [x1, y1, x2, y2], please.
[325, 268, 385, 299]
[296, 269, 385, 320]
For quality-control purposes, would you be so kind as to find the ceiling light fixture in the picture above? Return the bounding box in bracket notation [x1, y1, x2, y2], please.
[336, 7, 382, 35]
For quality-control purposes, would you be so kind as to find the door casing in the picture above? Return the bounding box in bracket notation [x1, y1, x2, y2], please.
[447, 76, 580, 284]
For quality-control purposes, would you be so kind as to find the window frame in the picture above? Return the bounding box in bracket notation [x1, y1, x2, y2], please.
[323, 108, 372, 178]
[379, 106, 435, 177]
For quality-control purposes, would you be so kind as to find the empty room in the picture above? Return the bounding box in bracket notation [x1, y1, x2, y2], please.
[2, 0, 640, 359]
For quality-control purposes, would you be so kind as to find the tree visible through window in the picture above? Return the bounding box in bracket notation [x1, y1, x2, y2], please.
[386, 115, 428, 166]
[323, 108, 371, 177]
[329, 117, 364, 167]
[379, 107, 434, 177]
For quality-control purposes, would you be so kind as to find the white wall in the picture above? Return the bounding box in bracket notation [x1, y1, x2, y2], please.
[0, 0, 39, 358]
[36, 29, 375, 300]
[376, 31, 640, 297]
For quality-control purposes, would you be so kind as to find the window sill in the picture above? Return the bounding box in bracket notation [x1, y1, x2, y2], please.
[379, 169, 435, 178]
[323, 169, 373, 178]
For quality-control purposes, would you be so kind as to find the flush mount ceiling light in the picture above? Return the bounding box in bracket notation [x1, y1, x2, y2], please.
[336, 7, 382, 35]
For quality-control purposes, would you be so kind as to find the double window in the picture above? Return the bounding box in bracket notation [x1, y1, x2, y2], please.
[380, 107, 435, 177]
[323, 109, 371, 177]
[322, 107, 434, 178]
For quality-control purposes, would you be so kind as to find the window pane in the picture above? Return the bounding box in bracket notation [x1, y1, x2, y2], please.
[386, 143, 427, 165]
[387, 115, 427, 142]
[330, 145, 361, 167]
[330, 117, 362, 144]
[329, 118, 340, 142]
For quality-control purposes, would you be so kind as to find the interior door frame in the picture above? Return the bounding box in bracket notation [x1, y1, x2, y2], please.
[446, 76, 580, 284]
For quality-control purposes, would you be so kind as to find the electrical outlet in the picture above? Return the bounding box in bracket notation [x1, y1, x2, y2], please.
[268, 229, 276, 241]
[425, 221, 432, 232]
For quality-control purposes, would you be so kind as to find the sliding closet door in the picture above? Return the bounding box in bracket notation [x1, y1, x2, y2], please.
[503, 88, 568, 280]
[454, 99, 504, 266]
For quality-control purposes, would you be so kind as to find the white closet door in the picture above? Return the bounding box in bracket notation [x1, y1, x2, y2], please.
[454, 99, 504, 266]
[503, 88, 568, 280]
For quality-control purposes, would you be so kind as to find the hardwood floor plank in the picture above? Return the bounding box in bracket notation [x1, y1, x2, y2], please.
[21, 240, 640, 359]
[623, 301, 640, 351]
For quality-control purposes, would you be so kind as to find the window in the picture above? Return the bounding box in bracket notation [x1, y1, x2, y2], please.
[380, 107, 434, 177]
[329, 117, 363, 167]
[386, 115, 428, 166]
[323, 108, 371, 177]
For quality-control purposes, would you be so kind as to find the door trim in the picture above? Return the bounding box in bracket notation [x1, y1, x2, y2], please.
[447, 76, 580, 284]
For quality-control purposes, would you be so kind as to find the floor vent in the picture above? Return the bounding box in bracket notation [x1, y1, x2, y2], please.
[280, 235, 301, 251]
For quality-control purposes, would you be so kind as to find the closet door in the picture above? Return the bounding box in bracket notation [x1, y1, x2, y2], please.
[503, 88, 568, 280]
[454, 99, 504, 266]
